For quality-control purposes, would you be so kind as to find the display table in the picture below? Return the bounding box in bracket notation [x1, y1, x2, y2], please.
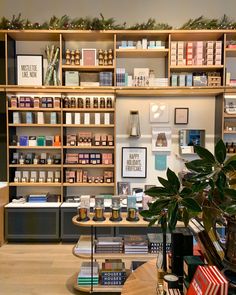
[121, 259, 157, 295]
[0, 183, 8, 246]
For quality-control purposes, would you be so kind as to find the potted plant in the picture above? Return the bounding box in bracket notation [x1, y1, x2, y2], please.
[140, 139, 236, 273]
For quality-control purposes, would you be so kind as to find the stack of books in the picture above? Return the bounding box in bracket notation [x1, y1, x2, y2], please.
[77, 262, 99, 286]
[28, 194, 47, 203]
[124, 235, 148, 254]
[100, 259, 126, 285]
[95, 237, 123, 253]
[74, 236, 93, 255]
[147, 233, 172, 253]
[186, 265, 228, 295]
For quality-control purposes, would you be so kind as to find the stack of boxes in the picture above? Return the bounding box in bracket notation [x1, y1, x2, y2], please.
[186, 42, 193, 65]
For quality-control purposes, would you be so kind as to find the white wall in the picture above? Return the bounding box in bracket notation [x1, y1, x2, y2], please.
[116, 96, 215, 190]
[0, 0, 235, 28]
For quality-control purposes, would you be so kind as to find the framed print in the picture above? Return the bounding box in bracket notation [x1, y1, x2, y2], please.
[82, 48, 97, 66]
[122, 147, 147, 178]
[174, 108, 189, 124]
[150, 103, 169, 123]
[152, 127, 172, 152]
[117, 182, 131, 195]
[17, 55, 43, 86]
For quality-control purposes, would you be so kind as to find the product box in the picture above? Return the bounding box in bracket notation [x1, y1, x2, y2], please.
[46, 136, 54, 146]
[54, 171, 61, 182]
[50, 112, 57, 124]
[30, 171, 38, 182]
[33, 97, 40, 108]
[95, 113, 100, 125]
[66, 170, 76, 183]
[37, 136, 46, 146]
[14, 171, 22, 182]
[171, 74, 178, 86]
[22, 171, 30, 182]
[28, 136, 37, 146]
[76, 170, 83, 182]
[37, 112, 44, 124]
[74, 113, 81, 124]
[104, 113, 110, 125]
[65, 153, 79, 164]
[65, 71, 79, 86]
[84, 113, 90, 124]
[20, 136, 28, 146]
[13, 112, 21, 124]
[10, 96, 18, 108]
[26, 112, 33, 124]
[66, 112, 72, 125]
[67, 134, 77, 146]
[178, 74, 186, 86]
[186, 74, 193, 86]
[193, 75, 207, 86]
[54, 97, 61, 109]
[107, 135, 114, 146]
[94, 134, 101, 146]
[47, 171, 54, 182]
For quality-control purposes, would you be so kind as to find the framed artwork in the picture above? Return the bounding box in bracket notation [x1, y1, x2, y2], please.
[17, 54, 43, 86]
[117, 182, 131, 195]
[152, 127, 172, 152]
[174, 108, 189, 124]
[121, 147, 147, 178]
[82, 48, 97, 66]
[150, 103, 169, 123]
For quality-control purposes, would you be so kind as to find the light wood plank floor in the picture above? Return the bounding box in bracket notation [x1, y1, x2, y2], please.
[0, 243, 119, 295]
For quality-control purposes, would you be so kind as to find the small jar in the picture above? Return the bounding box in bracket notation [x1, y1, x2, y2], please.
[127, 207, 139, 222]
[77, 207, 89, 222]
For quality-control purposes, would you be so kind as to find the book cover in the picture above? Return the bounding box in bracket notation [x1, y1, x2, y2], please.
[187, 265, 213, 295]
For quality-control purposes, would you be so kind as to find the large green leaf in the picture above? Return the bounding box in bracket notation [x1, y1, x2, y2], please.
[148, 218, 158, 227]
[225, 204, 236, 215]
[181, 198, 202, 212]
[149, 199, 171, 214]
[215, 139, 226, 164]
[224, 188, 236, 200]
[185, 159, 213, 173]
[168, 202, 178, 230]
[194, 145, 216, 164]
[191, 181, 209, 193]
[144, 186, 172, 197]
[180, 187, 193, 198]
[158, 176, 175, 193]
[215, 171, 227, 191]
[223, 160, 236, 173]
[167, 168, 180, 192]
[182, 208, 190, 227]
[140, 210, 156, 218]
[224, 154, 236, 166]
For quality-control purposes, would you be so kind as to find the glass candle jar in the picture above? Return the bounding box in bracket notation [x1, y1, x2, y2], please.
[110, 197, 122, 221]
[77, 207, 89, 222]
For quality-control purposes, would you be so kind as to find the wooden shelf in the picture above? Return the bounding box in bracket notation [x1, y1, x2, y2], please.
[74, 283, 123, 293]
[224, 131, 236, 134]
[9, 146, 62, 149]
[224, 113, 236, 118]
[8, 124, 61, 127]
[62, 108, 115, 112]
[8, 108, 61, 112]
[73, 245, 156, 260]
[225, 48, 236, 57]
[63, 124, 114, 128]
[63, 146, 114, 149]
[9, 164, 61, 168]
[116, 48, 168, 58]
[5, 85, 115, 93]
[73, 213, 184, 228]
[62, 65, 114, 71]
[116, 86, 224, 96]
[63, 183, 114, 187]
[170, 65, 224, 71]
[63, 164, 114, 168]
[9, 182, 61, 187]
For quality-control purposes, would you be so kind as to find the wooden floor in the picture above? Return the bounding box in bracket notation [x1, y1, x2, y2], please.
[0, 243, 119, 295]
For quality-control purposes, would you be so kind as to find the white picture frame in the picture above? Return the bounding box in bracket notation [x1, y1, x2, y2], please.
[150, 103, 169, 123]
[122, 147, 147, 178]
[152, 127, 172, 152]
[17, 55, 43, 86]
[81, 48, 97, 66]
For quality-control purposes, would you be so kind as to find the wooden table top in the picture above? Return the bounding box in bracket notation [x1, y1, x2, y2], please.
[121, 259, 158, 295]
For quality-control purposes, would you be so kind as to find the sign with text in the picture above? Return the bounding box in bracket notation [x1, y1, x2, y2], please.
[17, 55, 43, 86]
[122, 147, 147, 178]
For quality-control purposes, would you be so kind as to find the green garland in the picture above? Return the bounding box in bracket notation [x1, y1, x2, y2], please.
[1, 13, 236, 30]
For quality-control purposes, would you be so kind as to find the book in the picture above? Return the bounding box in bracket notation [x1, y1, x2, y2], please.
[187, 265, 213, 295]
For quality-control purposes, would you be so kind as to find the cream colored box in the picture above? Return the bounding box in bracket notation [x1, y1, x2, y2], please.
[84, 113, 90, 124]
[95, 113, 101, 125]
[66, 112, 72, 124]
[104, 113, 110, 125]
[74, 113, 81, 124]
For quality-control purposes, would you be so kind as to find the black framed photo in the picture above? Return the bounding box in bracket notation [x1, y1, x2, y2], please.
[121, 147, 147, 178]
[17, 54, 43, 86]
[174, 108, 189, 124]
[117, 182, 131, 195]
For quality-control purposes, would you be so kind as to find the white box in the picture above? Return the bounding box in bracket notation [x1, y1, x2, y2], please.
[30, 171, 38, 182]
[22, 171, 29, 182]
[84, 113, 90, 124]
[95, 113, 100, 125]
[39, 171, 46, 182]
[104, 113, 110, 125]
[37, 112, 44, 124]
[142, 38, 148, 49]
[66, 112, 72, 125]
[74, 113, 81, 124]
[13, 112, 21, 124]
[47, 171, 54, 182]
[65, 71, 79, 86]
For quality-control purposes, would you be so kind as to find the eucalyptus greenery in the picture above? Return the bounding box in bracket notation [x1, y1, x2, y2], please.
[140, 139, 236, 232]
[1, 14, 236, 31]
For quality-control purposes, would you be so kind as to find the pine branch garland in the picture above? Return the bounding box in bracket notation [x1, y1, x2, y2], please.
[0, 14, 236, 31]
